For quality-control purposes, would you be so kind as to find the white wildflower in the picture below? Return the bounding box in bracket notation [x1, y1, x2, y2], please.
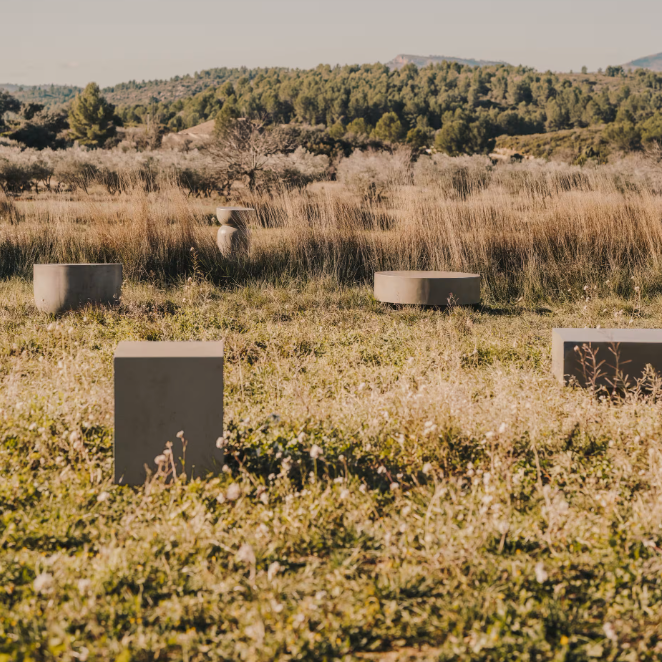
[33, 573, 54, 594]
[96, 491, 110, 503]
[422, 463, 433, 475]
[534, 562, 548, 583]
[226, 483, 241, 501]
[309, 444, 323, 459]
[603, 622, 617, 641]
[267, 561, 281, 581]
[77, 579, 91, 594]
[236, 543, 255, 565]
[423, 421, 438, 435]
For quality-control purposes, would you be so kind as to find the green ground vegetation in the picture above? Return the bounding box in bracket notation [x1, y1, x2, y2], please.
[1, 279, 661, 660]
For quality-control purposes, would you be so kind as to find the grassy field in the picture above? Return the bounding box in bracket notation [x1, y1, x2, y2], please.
[2, 164, 662, 660]
[1, 277, 662, 661]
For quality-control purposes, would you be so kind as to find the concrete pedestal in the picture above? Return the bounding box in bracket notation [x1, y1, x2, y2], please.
[374, 271, 480, 306]
[552, 328, 662, 387]
[216, 207, 254, 257]
[34, 263, 122, 314]
[114, 341, 224, 485]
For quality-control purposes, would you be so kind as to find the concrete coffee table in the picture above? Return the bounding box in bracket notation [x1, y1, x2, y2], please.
[374, 271, 481, 306]
[114, 341, 225, 485]
[34, 263, 122, 314]
[552, 328, 662, 387]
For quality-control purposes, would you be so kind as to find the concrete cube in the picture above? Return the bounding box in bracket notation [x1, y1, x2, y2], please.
[552, 328, 662, 387]
[114, 341, 224, 485]
[216, 207, 254, 257]
[34, 263, 122, 314]
[374, 271, 480, 306]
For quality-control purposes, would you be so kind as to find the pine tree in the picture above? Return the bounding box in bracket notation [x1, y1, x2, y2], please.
[68, 83, 116, 147]
[214, 97, 240, 137]
[0, 91, 20, 130]
[373, 112, 403, 142]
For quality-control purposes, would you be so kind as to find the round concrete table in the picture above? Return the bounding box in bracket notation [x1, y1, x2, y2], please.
[34, 263, 123, 314]
[374, 271, 480, 306]
[216, 207, 254, 257]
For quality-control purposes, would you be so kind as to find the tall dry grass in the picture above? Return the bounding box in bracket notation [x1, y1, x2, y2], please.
[2, 162, 662, 301]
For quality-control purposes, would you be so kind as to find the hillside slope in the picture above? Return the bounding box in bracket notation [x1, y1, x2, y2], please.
[385, 53, 508, 70]
[2, 55, 510, 108]
[0, 83, 80, 106]
[623, 52, 662, 72]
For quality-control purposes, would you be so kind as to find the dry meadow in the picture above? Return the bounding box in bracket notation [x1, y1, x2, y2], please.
[1, 161, 662, 661]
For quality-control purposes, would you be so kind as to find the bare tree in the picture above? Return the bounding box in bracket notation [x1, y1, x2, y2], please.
[205, 119, 294, 192]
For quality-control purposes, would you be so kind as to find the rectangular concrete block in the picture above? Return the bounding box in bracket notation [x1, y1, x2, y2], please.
[114, 341, 224, 485]
[552, 328, 662, 387]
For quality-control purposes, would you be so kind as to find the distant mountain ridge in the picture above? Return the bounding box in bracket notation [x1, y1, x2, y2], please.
[622, 52, 662, 72]
[385, 54, 508, 70]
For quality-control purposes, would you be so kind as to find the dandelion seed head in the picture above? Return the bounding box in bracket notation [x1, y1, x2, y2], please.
[226, 483, 241, 501]
[267, 561, 281, 581]
[236, 543, 255, 565]
[534, 562, 548, 583]
[33, 573, 54, 594]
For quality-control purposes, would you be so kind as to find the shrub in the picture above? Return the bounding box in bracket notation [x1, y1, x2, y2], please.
[336, 148, 412, 199]
[413, 154, 492, 198]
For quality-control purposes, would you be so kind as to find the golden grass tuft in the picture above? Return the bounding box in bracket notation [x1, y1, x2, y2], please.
[3, 164, 662, 302]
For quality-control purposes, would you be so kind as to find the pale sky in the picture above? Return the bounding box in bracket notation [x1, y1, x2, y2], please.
[1, 0, 660, 87]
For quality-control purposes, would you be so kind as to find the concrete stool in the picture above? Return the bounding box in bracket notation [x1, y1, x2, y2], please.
[374, 271, 480, 306]
[34, 263, 122, 314]
[552, 328, 662, 387]
[114, 341, 224, 485]
[216, 207, 254, 257]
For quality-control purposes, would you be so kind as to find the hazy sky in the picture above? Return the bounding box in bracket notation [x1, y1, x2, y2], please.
[1, 0, 660, 87]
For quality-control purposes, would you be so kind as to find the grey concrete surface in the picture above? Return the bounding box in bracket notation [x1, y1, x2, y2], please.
[374, 271, 481, 306]
[114, 341, 225, 485]
[34, 263, 122, 314]
[552, 328, 662, 386]
[216, 207, 254, 257]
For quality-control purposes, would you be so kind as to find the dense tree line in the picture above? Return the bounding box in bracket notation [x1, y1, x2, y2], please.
[112, 63, 662, 154]
[3, 63, 662, 156]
